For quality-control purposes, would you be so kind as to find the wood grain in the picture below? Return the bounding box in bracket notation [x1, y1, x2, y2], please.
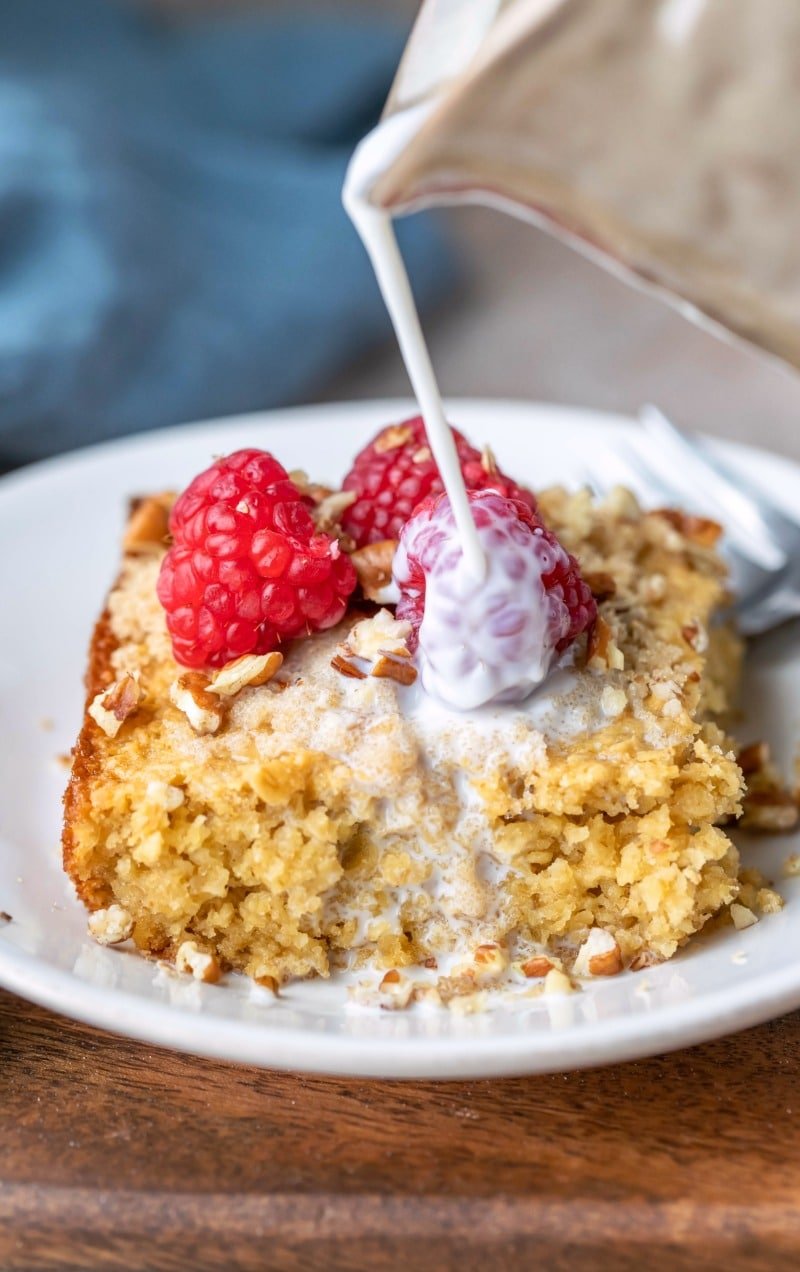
[1, 991, 799, 1270]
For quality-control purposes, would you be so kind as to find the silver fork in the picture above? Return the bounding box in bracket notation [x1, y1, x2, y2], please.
[589, 406, 800, 636]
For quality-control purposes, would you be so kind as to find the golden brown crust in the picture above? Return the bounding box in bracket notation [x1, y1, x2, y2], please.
[62, 606, 119, 909]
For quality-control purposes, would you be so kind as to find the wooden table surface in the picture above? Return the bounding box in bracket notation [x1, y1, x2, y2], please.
[2, 989, 799, 1271]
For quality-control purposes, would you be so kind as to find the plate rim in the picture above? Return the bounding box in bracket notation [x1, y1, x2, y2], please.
[3, 926, 800, 1079]
[2, 396, 799, 1079]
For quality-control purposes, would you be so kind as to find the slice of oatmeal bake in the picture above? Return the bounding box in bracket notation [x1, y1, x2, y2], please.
[63, 482, 744, 987]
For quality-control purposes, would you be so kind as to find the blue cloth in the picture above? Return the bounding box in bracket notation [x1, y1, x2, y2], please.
[0, 1, 454, 469]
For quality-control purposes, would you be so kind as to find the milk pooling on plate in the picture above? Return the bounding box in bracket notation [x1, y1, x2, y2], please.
[343, 111, 560, 709]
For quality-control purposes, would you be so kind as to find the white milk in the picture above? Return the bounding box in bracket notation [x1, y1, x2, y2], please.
[343, 107, 486, 583]
[343, 109, 575, 710]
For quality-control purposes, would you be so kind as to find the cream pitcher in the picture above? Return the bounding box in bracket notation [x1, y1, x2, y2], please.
[350, 0, 800, 373]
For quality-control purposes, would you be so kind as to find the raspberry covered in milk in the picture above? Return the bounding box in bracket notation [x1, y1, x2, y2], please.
[394, 489, 596, 710]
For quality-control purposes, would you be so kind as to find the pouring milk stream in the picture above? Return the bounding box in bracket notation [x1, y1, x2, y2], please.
[343, 0, 800, 709]
[344, 110, 590, 712]
[343, 105, 487, 583]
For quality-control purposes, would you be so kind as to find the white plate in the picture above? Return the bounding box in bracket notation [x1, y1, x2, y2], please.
[1, 399, 798, 1079]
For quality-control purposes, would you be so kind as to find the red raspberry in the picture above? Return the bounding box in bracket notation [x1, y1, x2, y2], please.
[157, 449, 356, 667]
[341, 415, 536, 547]
[394, 490, 596, 708]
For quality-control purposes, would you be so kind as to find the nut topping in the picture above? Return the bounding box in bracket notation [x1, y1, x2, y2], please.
[629, 949, 664, 972]
[377, 969, 414, 1009]
[311, 489, 357, 535]
[681, 620, 709, 653]
[587, 615, 624, 671]
[735, 738, 800, 833]
[349, 539, 398, 602]
[737, 741, 771, 777]
[472, 943, 508, 978]
[730, 903, 758, 931]
[123, 492, 174, 554]
[331, 653, 367, 680]
[169, 672, 225, 734]
[371, 654, 418, 686]
[412, 446, 432, 463]
[349, 609, 411, 661]
[542, 967, 575, 996]
[374, 424, 413, 453]
[653, 508, 723, 547]
[584, 571, 617, 602]
[520, 955, 554, 979]
[340, 611, 417, 684]
[175, 940, 222, 983]
[207, 651, 283, 697]
[255, 974, 280, 995]
[88, 904, 133, 946]
[573, 929, 623, 977]
[740, 789, 799, 833]
[88, 673, 142, 738]
[588, 946, 624, 976]
[481, 444, 498, 475]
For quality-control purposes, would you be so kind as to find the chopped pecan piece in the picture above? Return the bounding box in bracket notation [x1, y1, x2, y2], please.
[542, 968, 575, 995]
[207, 652, 283, 697]
[124, 492, 174, 554]
[588, 947, 623, 976]
[88, 904, 133, 946]
[175, 940, 222, 983]
[584, 571, 617, 602]
[588, 615, 610, 663]
[574, 929, 623, 977]
[737, 741, 771, 777]
[371, 654, 418, 686]
[88, 673, 142, 738]
[375, 424, 413, 453]
[472, 943, 508, 977]
[520, 956, 554, 979]
[349, 610, 410, 660]
[730, 903, 758, 931]
[349, 539, 397, 602]
[653, 508, 723, 547]
[255, 974, 280, 995]
[681, 620, 709, 652]
[378, 969, 414, 1008]
[311, 489, 356, 535]
[169, 672, 225, 734]
[331, 653, 367, 680]
[740, 789, 799, 833]
[587, 616, 624, 671]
